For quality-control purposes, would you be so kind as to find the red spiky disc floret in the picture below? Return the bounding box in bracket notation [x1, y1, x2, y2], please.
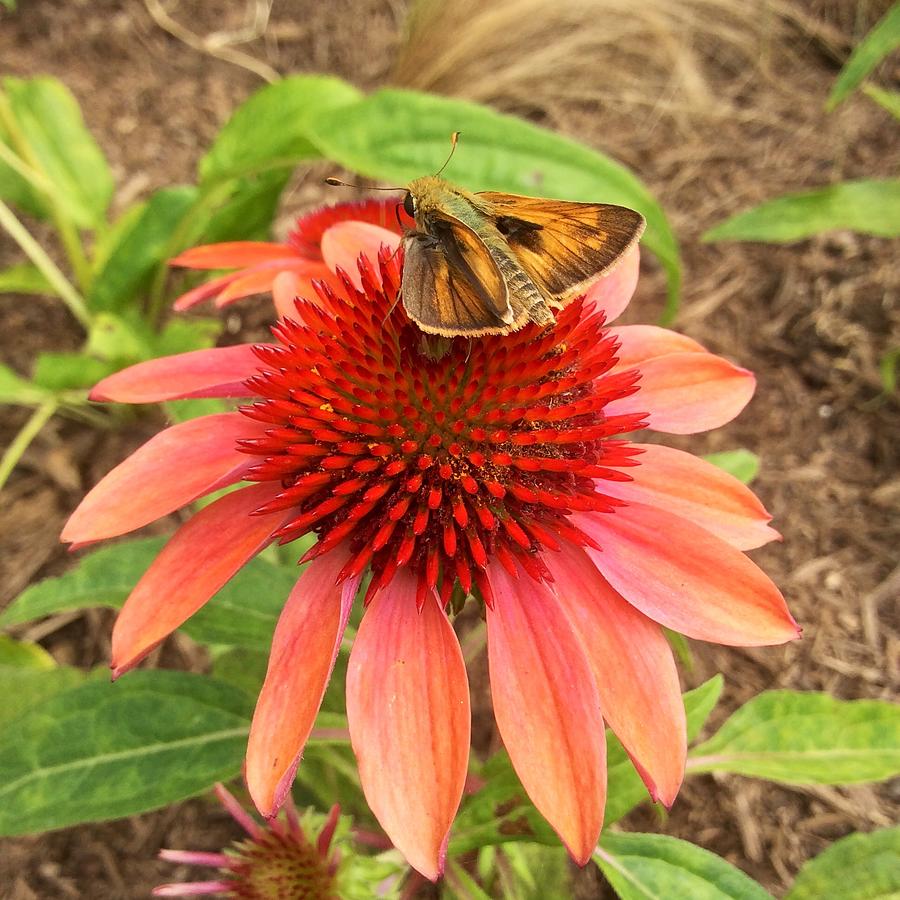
[239, 247, 647, 609]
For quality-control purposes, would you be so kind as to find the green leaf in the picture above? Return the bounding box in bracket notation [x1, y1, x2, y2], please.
[0, 536, 294, 650]
[703, 450, 760, 485]
[880, 347, 900, 394]
[786, 827, 900, 900]
[200, 75, 362, 184]
[0, 670, 250, 834]
[85, 312, 152, 362]
[210, 646, 269, 698]
[689, 691, 900, 784]
[827, 4, 900, 110]
[0, 362, 49, 405]
[0, 636, 87, 729]
[595, 832, 773, 900]
[685, 675, 725, 742]
[150, 316, 221, 356]
[0, 262, 54, 296]
[862, 83, 900, 120]
[703, 179, 900, 243]
[303, 88, 681, 320]
[198, 170, 292, 244]
[32, 352, 117, 392]
[0, 76, 113, 228]
[88, 186, 197, 313]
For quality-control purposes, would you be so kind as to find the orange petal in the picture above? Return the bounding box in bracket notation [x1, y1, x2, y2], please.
[347, 574, 470, 881]
[246, 547, 358, 817]
[270, 266, 340, 321]
[599, 444, 779, 550]
[584, 246, 640, 324]
[172, 270, 244, 311]
[576, 503, 800, 646]
[90, 345, 263, 404]
[170, 241, 296, 270]
[215, 260, 331, 307]
[486, 563, 606, 865]
[608, 324, 706, 369]
[110, 482, 282, 675]
[320, 222, 401, 289]
[547, 541, 686, 807]
[62, 413, 259, 543]
[605, 351, 756, 434]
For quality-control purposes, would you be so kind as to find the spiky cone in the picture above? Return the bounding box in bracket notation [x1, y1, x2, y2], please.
[64, 223, 798, 880]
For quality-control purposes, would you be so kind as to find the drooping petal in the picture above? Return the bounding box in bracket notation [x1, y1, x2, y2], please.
[216, 260, 333, 307]
[546, 541, 685, 807]
[170, 241, 296, 270]
[320, 222, 401, 290]
[110, 482, 282, 676]
[90, 345, 265, 403]
[272, 271, 304, 321]
[62, 413, 259, 543]
[347, 574, 470, 881]
[608, 324, 706, 369]
[604, 351, 756, 434]
[172, 271, 246, 311]
[600, 444, 779, 550]
[584, 246, 640, 324]
[576, 503, 800, 646]
[246, 547, 358, 817]
[485, 562, 606, 865]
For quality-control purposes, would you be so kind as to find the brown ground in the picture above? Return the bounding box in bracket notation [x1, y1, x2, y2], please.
[1, 1, 897, 897]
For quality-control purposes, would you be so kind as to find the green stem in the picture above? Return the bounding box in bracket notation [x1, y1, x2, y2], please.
[0, 94, 92, 293]
[0, 398, 58, 491]
[0, 199, 92, 329]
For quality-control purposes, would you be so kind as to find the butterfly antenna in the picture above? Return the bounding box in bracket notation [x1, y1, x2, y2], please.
[433, 131, 460, 177]
[324, 177, 404, 191]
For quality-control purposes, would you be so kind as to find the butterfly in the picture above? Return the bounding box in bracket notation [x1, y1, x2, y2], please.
[330, 134, 645, 337]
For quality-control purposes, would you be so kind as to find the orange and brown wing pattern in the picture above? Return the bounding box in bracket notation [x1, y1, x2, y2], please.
[476, 192, 645, 304]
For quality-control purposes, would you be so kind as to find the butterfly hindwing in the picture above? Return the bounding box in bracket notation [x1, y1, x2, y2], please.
[476, 192, 645, 303]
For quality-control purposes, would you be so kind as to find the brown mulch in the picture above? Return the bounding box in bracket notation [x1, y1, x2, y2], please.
[1, 1, 898, 897]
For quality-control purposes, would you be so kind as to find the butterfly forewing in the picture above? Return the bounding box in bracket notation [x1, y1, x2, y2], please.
[476, 192, 645, 303]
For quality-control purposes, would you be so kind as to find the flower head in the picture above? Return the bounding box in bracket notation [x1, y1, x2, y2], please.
[64, 209, 798, 880]
[154, 784, 397, 899]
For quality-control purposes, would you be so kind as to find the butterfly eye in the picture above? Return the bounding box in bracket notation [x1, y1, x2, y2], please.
[403, 192, 416, 217]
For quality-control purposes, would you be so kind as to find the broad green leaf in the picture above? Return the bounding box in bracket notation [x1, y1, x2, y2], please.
[703, 450, 760, 485]
[863, 83, 900, 119]
[0, 77, 113, 227]
[827, 4, 900, 110]
[164, 397, 231, 423]
[786, 827, 900, 900]
[210, 645, 269, 698]
[0, 670, 250, 834]
[0, 362, 49, 405]
[0, 637, 86, 729]
[32, 352, 117, 392]
[88, 186, 197, 313]
[488, 843, 571, 900]
[0, 537, 294, 650]
[703, 179, 900, 243]
[303, 88, 681, 320]
[198, 170, 291, 244]
[200, 75, 362, 184]
[0, 262, 54, 296]
[595, 832, 772, 900]
[685, 675, 725, 741]
[85, 312, 151, 362]
[689, 691, 900, 784]
[150, 316, 221, 356]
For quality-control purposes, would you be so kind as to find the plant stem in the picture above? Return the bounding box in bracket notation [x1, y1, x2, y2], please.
[0, 398, 58, 491]
[0, 199, 92, 329]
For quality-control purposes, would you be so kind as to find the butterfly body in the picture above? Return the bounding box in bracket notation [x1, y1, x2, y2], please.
[400, 174, 645, 338]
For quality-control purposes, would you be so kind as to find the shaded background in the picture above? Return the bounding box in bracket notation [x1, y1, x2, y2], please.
[0, 0, 897, 896]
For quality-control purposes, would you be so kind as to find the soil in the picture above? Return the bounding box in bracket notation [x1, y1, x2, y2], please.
[1, 1, 897, 898]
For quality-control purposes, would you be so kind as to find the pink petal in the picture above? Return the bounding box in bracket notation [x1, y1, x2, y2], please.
[62, 413, 259, 543]
[246, 547, 358, 817]
[110, 482, 282, 675]
[576, 503, 800, 646]
[584, 246, 640, 324]
[599, 444, 779, 550]
[486, 562, 606, 865]
[608, 324, 706, 369]
[546, 542, 685, 807]
[320, 222, 401, 289]
[170, 241, 296, 270]
[272, 271, 304, 321]
[605, 351, 756, 434]
[347, 574, 470, 881]
[172, 271, 244, 311]
[215, 260, 333, 307]
[90, 345, 264, 403]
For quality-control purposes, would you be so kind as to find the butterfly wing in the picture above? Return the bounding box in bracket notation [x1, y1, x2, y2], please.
[401, 213, 522, 337]
[475, 192, 645, 304]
